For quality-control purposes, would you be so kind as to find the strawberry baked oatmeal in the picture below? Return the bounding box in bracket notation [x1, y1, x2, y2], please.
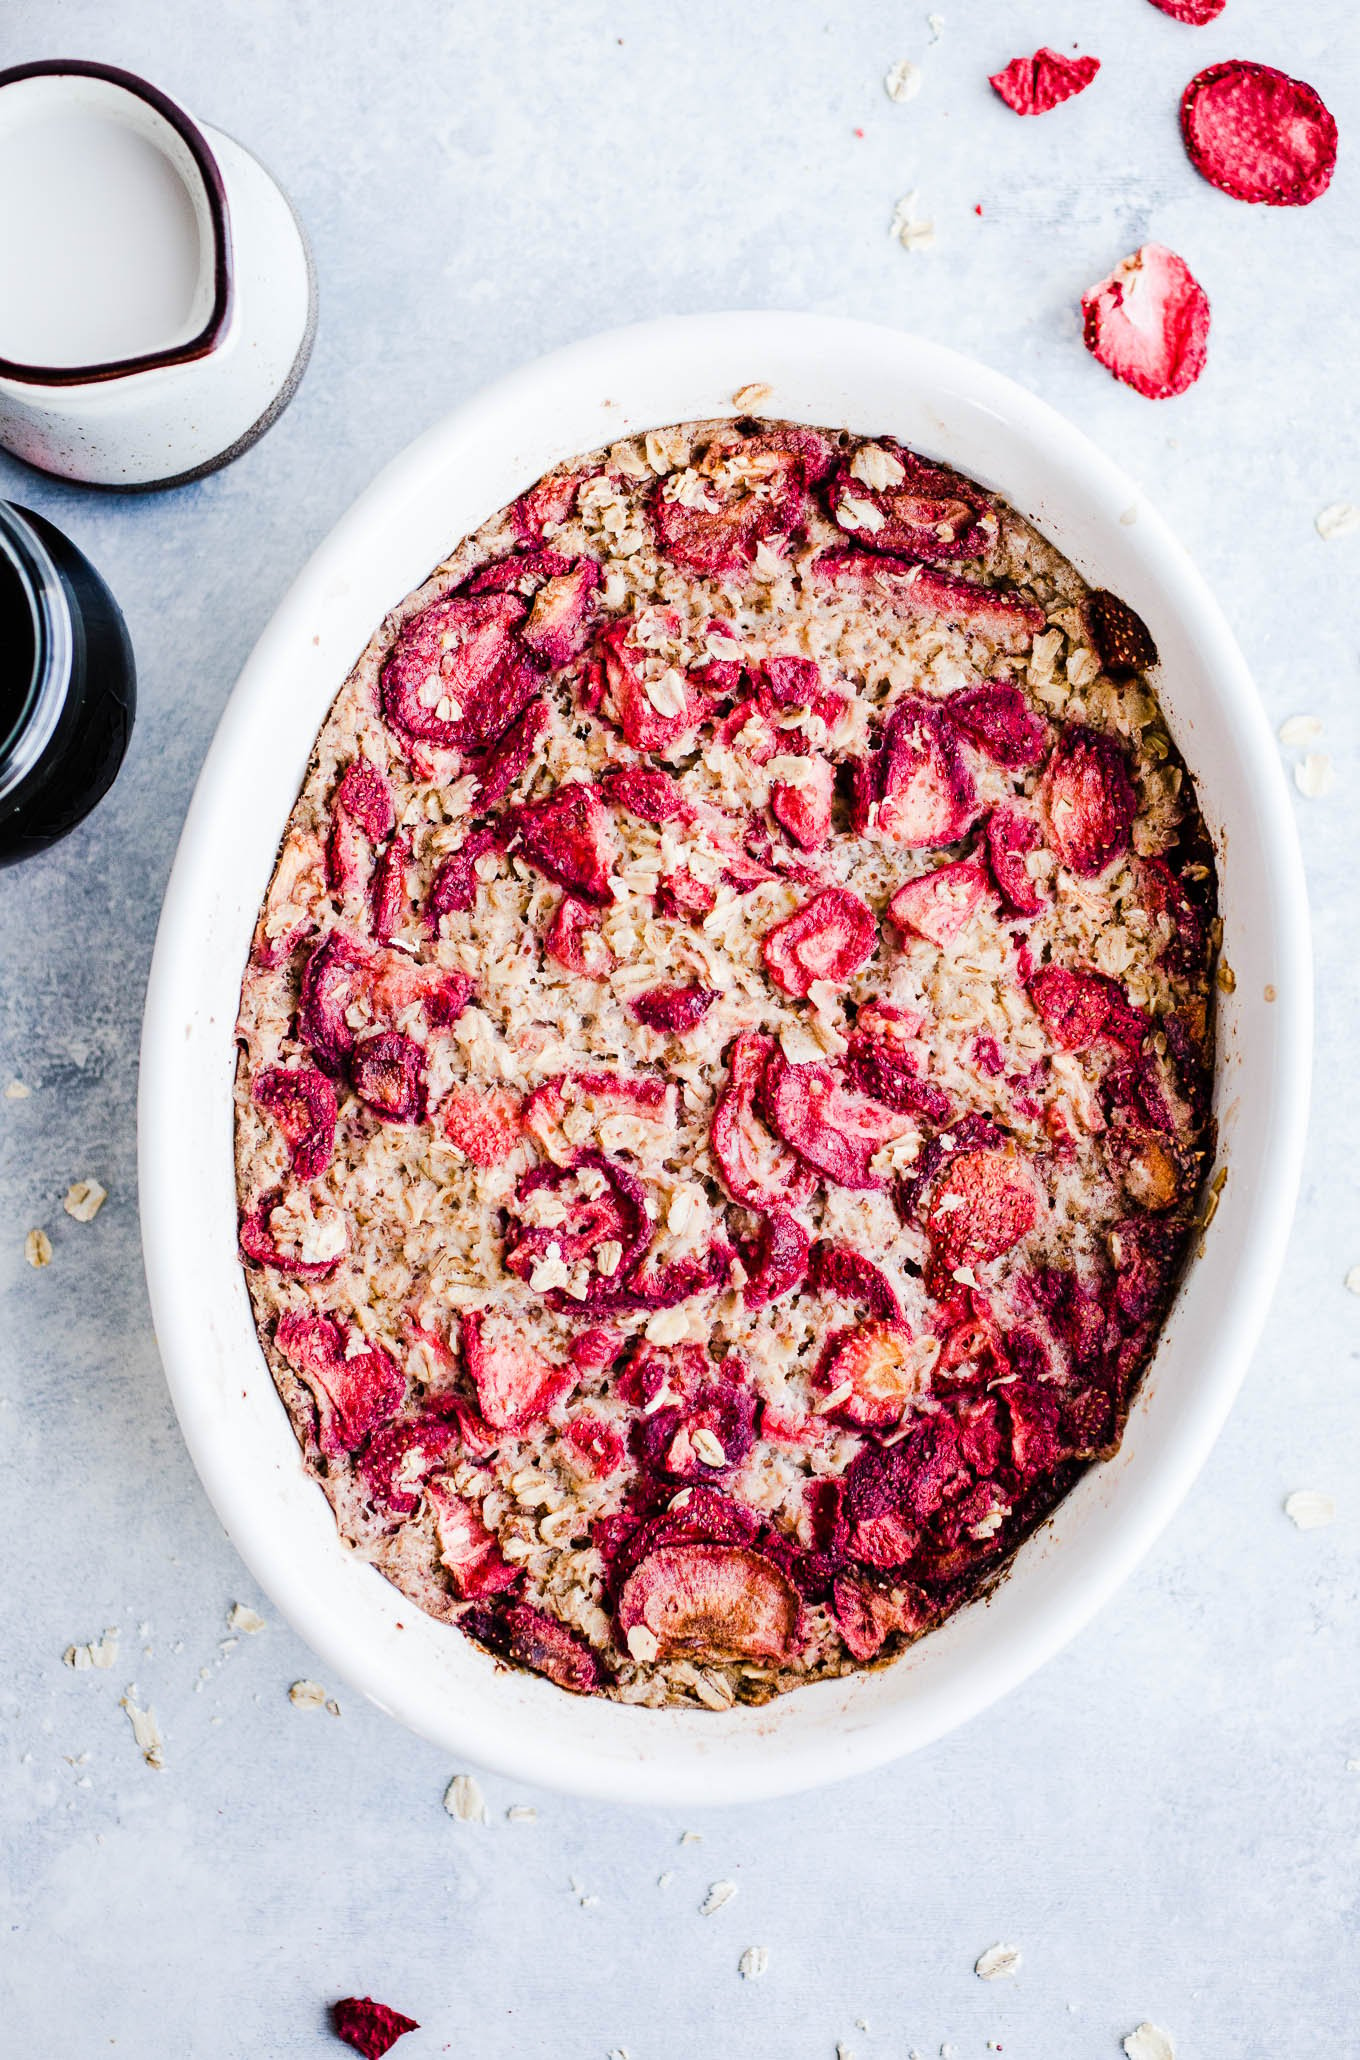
[234, 417, 1217, 1707]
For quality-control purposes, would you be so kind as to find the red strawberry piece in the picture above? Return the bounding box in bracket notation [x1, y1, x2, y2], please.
[352, 1032, 426, 1125]
[617, 1542, 800, 1662]
[860, 699, 980, 849]
[714, 695, 783, 764]
[1086, 591, 1158, 681]
[368, 830, 411, 942]
[618, 1242, 734, 1315]
[829, 440, 997, 560]
[521, 557, 601, 668]
[506, 781, 616, 903]
[427, 828, 500, 926]
[503, 1150, 652, 1303]
[628, 984, 717, 1035]
[655, 867, 718, 921]
[1043, 723, 1136, 876]
[331, 1997, 419, 2060]
[597, 617, 700, 754]
[1004, 1382, 1065, 1478]
[758, 652, 822, 704]
[633, 1366, 757, 1480]
[460, 1310, 573, 1430]
[1136, 855, 1206, 973]
[238, 1191, 347, 1277]
[710, 1033, 818, 1211]
[380, 591, 539, 753]
[814, 1319, 924, 1428]
[597, 762, 698, 827]
[510, 469, 590, 544]
[326, 761, 395, 897]
[947, 682, 1050, 766]
[523, 1070, 673, 1162]
[842, 1028, 952, 1126]
[1082, 243, 1210, 400]
[441, 1083, 522, 1166]
[989, 48, 1100, 116]
[832, 1574, 932, 1661]
[252, 1065, 338, 1181]
[739, 1207, 811, 1308]
[815, 548, 1045, 654]
[926, 1148, 1037, 1276]
[762, 887, 877, 998]
[498, 1601, 603, 1693]
[426, 1479, 518, 1598]
[563, 1413, 628, 1479]
[771, 754, 834, 851]
[544, 893, 615, 978]
[467, 547, 573, 597]
[1110, 1216, 1183, 1329]
[1148, 0, 1224, 18]
[887, 854, 990, 950]
[357, 1416, 464, 1518]
[1028, 963, 1112, 1049]
[474, 696, 550, 808]
[985, 806, 1046, 916]
[851, 1509, 919, 1570]
[1181, 61, 1337, 206]
[807, 1240, 903, 1322]
[764, 1056, 913, 1190]
[276, 1311, 405, 1458]
[649, 431, 820, 579]
[298, 932, 372, 1074]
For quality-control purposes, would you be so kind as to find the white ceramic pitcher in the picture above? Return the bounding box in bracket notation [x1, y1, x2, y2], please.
[0, 59, 316, 488]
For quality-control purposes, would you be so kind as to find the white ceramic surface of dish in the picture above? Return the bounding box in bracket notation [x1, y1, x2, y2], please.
[139, 314, 1311, 1804]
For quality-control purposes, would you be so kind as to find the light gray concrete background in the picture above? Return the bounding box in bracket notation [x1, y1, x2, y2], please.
[2, 2, 1357, 2054]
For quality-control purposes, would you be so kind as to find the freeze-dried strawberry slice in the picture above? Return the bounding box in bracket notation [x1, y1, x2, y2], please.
[506, 781, 616, 904]
[858, 700, 980, 849]
[460, 1310, 572, 1430]
[1082, 244, 1210, 400]
[1030, 963, 1147, 1052]
[656, 867, 718, 921]
[511, 469, 590, 544]
[633, 1365, 757, 1480]
[358, 1415, 464, 1517]
[1043, 724, 1137, 876]
[252, 1064, 338, 1181]
[887, 854, 990, 950]
[331, 1996, 419, 2060]
[739, 1207, 811, 1308]
[352, 1032, 426, 1125]
[1181, 61, 1337, 206]
[474, 696, 550, 808]
[710, 1034, 818, 1211]
[523, 1069, 674, 1163]
[497, 1601, 603, 1693]
[926, 1148, 1037, 1276]
[1087, 591, 1158, 680]
[441, 1083, 522, 1166]
[617, 1542, 800, 1662]
[985, 807, 1046, 916]
[468, 547, 573, 598]
[762, 887, 877, 998]
[1148, 0, 1224, 19]
[427, 828, 500, 926]
[842, 1026, 952, 1126]
[771, 755, 834, 851]
[808, 1241, 903, 1322]
[544, 893, 615, 978]
[830, 441, 997, 560]
[521, 557, 601, 667]
[326, 760, 395, 899]
[650, 431, 821, 579]
[597, 617, 700, 754]
[368, 830, 410, 942]
[298, 932, 372, 1074]
[238, 1192, 347, 1277]
[614, 1244, 734, 1315]
[597, 762, 698, 827]
[380, 591, 539, 753]
[503, 1151, 652, 1301]
[814, 1320, 924, 1428]
[629, 984, 717, 1035]
[765, 1056, 913, 1190]
[947, 683, 1050, 767]
[562, 1413, 627, 1479]
[426, 1479, 518, 1598]
[815, 549, 1045, 655]
[832, 1574, 932, 1662]
[990, 48, 1100, 116]
[276, 1311, 404, 1458]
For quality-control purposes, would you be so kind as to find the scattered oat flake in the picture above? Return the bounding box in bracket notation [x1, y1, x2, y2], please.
[701, 1879, 738, 1915]
[1315, 502, 1360, 541]
[1278, 714, 1323, 748]
[1344, 1265, 1360, 1296]
[63, 1178, 107, 1223]
[1294, 752, 1334, 797]
[506, 1803, 537, 1822]
[927, 12, 943, 40]
[444, 1773, 487, 1821]
[658, 1869, 675, 1888]
[732, 382, 771, 411]
[64, 1628, 119, 1670]
[837, 2047, 856, 2060]
[885, 59, 923, 103]
[1124, 2025, 1176, 2060]
[25, 1228, 52, 1268]
[1284, 1489, 1334, 1530]
[679, 1829, 703, 1845]
[890, 191, 936, 253]
[288, 1678, 328, 1710]
[119, 1690, 165, 1769]
[5, 1080, 29, 1099]
[739, 1945, 769, 1980]
[227, 1602, 265, 1634]
[975, 1942, 1022, 1980]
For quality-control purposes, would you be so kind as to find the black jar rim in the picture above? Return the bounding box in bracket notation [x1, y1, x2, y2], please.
[0, 503, 72, 803]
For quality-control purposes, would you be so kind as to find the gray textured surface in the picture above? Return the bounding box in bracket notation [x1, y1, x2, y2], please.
[2, 3, 1357, 2055]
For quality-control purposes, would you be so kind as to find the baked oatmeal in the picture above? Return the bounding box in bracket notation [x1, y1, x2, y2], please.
[234, 417, 1217, 1707]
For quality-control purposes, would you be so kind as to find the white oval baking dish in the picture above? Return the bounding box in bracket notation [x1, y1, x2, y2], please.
[140, 313, 1310, 1804]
